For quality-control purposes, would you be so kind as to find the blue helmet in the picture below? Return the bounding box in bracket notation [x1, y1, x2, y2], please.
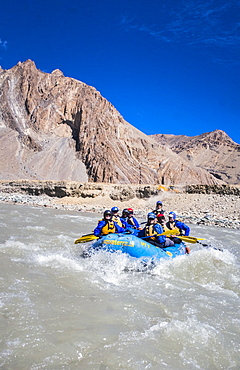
[111, 206, 119, 212]
[156, 201, 162, 206]
[104, 210, 112, 219]
[147, 212, 156, 220]
[168, 212, 176, 221]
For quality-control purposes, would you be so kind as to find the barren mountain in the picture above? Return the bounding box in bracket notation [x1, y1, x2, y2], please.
[0, 60, 222, 185]
[150, 131, 240, 185]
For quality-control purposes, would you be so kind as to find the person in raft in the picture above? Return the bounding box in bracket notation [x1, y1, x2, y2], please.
[111, 206, 126, 228]
[153, 201, 165, 217]
[166, 212, 190, 236]
[156, 213, 166, 228]
[126, 208, 140, 229]
[120, 208, 129, 224]
[138, 212, 174, 247]
[94, 210, 126, 237]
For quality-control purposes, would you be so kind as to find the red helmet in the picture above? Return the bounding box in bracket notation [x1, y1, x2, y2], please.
[128, 208, 134, 214]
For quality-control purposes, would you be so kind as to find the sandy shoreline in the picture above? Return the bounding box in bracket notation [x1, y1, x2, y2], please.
[0, 190, 239, 229]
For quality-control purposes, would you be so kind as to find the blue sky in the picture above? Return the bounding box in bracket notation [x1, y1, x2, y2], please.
[1, 0, 240, 144]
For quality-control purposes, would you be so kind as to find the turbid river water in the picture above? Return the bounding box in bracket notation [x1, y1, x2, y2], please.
[0, 203, 239, 369]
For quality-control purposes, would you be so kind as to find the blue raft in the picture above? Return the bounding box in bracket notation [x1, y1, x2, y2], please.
[90, 233, 187, 261]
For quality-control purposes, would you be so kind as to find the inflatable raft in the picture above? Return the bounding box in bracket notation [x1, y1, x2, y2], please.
[89, 233, 187, 261]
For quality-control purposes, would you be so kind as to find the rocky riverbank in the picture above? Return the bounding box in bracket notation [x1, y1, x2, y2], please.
[0, 180, 239, 229]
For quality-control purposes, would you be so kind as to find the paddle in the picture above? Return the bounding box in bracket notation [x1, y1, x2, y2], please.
[75, 229, 177, 244]
[142, 231, 223, 250]
[173, 235, 204, 243]
[141, 229, 179, 239]
[173, 235, 223, 251]
[74, 234, 99, 244]
[75, 229, 179, 244]
[75, 230, 222, 251]
[141, 230, 201, 244]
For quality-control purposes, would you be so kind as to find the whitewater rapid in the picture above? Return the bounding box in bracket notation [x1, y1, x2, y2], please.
[0, 203, 239, 369]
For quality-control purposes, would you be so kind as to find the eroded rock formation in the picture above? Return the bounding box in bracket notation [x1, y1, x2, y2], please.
[0, 60, 223, 185]
[151, 130, 240, 185]
[0, 180, 159, 201]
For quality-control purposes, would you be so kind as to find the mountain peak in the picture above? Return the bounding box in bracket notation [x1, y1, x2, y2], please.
[0, 60, 234, 185]
[200, 129, 236, 144]
[151, 130, 240, 184]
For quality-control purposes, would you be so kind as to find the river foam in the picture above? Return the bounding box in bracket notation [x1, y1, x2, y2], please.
[1, 203, 239, 369]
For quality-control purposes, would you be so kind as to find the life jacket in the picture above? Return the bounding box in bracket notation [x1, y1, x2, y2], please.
[162, 224, 170, 233]
[112, 215, 123, 227]
[165, 221, 181, 235]
[101, 220, 116, 235]
[127, 217, 136, 228]
[145, 224, 158, 240]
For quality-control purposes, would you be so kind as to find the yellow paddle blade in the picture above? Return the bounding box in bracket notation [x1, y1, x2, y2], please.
[180, 236, 205, 242]
[143, 229, 179, 240]
[186, 236, 205, 241]
[161, 229, 179, 236]
[176, 236, 198, 243]
[74, 234, 99, 244]
[175, 235, 205, 243]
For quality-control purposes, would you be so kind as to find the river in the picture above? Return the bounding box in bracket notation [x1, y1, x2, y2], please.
[0, 203, 239, 369]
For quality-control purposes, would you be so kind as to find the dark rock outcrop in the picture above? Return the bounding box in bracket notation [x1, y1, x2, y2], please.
[186, 184, 240, 196]
[0, 180, 159, 201]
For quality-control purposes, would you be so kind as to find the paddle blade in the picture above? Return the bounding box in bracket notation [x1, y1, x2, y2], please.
[175, 235, 206, 243]
[74, 234, 99, 244]
[142, 228, 179, 240]
[176, 236, 198, 243]
[162, 229, 179, 236]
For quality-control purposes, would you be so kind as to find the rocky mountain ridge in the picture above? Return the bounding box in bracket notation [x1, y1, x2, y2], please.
[150, 131, 240, 185]
[0, 60, 232, 185]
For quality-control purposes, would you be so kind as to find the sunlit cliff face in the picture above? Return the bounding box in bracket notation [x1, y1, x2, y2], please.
[0, 60, 226, 185]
